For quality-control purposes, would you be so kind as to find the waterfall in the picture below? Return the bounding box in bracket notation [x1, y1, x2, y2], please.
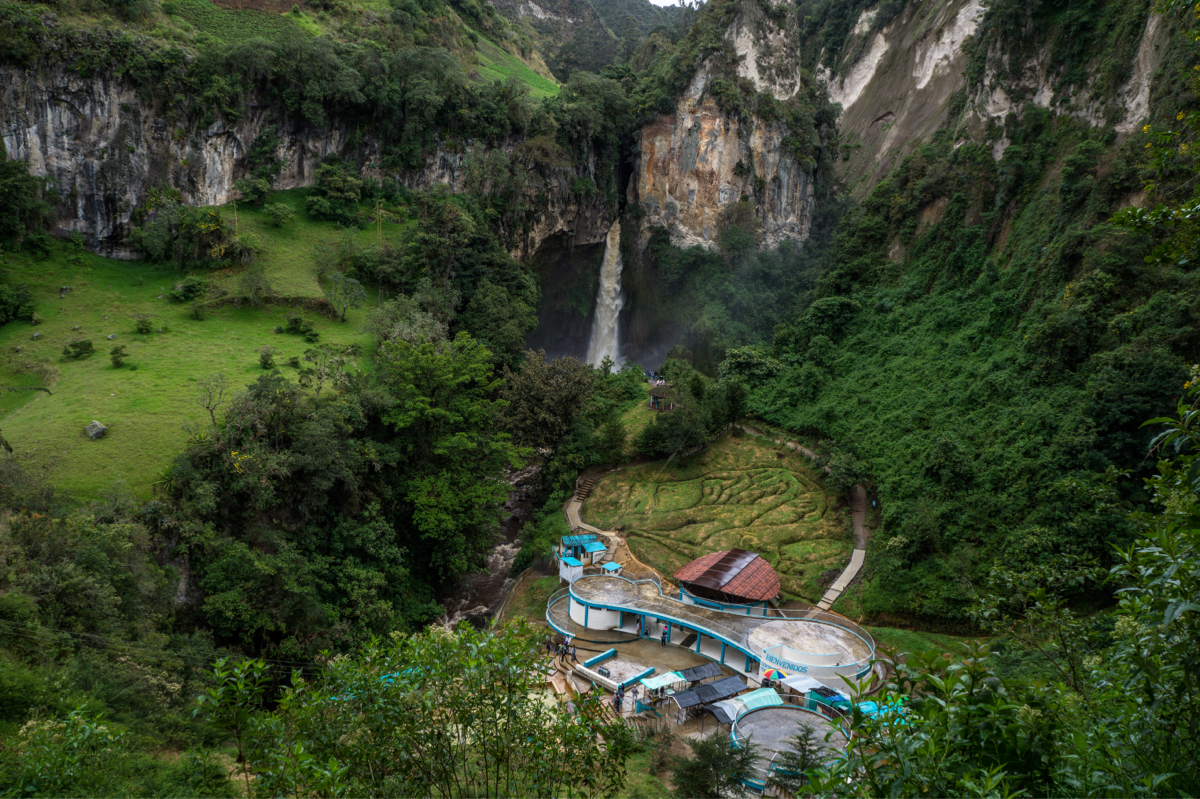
[586, 220, 624, 368]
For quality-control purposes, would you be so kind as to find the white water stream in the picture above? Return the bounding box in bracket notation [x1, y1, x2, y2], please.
[586, 220, 624, 367]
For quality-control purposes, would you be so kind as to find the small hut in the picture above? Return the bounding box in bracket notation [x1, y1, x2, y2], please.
[648, 384, 679, 411]
[558, 533, 599, 561]
[558, 556, 583, 584]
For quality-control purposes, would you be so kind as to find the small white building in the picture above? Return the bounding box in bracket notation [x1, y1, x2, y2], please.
[559, 555, 583, 584]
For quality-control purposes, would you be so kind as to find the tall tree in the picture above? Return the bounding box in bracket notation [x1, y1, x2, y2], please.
[324, 272, 367, 322]
[205, 621, 634, 797]
[500, 350, 597, 452]
[377, 332, 524, 579]
[669, 733, 761, 798]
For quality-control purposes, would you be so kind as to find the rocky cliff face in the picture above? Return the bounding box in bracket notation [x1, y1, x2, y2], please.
[821, 0, 1168, 194]
[0, 65, 609, 259]
[628, 0, 815, 251]
[0, 67, 359, 256]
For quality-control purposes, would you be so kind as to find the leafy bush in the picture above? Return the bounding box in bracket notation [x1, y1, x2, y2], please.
[238, 267, 274, 308]
[169, 275, 205, 301]
[280, 315, 320, 343]
[257, 346, 277, 369]
[233, 176, 271, 206]
[62, 340, 95, 360]
[0, 152, 51, 252]
[110, 346, 128, 368]
[305, 160, 364, 226]
[262, 202, 295, 227]
[0, 283, 34, 325]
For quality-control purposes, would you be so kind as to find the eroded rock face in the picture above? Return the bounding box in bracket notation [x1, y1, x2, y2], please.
[629, 0, 814, 251]
[821, 0, 1167, 193]
[0, 66, 610, 259]
[0, 67, 361, 257]
[970, 11, 1168, 157]
[820, 0, 987, 193]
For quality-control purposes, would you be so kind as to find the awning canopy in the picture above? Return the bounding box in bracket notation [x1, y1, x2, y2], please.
[780, 675, 825, 693]
[694, 675, 746, 704]
[738, 687, 784, 711]
[582, 541, 607, 553]
[705, 700, 740, 725]
[601, 561, 622, 572]
[679, 662, 722, 682]
[640, 672, 684, 691]
[671, 690, 703, 709]
[813, 685, 850, 701]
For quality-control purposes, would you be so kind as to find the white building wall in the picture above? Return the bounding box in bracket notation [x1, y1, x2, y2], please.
[586, 607, 620, 630]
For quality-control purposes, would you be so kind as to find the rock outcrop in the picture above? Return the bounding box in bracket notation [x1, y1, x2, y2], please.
[629, 0, 815, 251]
[0, 66, 610, 259]
[821, 0, 1168, 194]
[0, 67, 363, 257]
[820, 0, 986, 193]
[969, 10, 1168, 158]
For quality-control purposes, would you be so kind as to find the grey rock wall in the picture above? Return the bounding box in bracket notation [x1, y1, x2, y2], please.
[0, 65, 610, 259]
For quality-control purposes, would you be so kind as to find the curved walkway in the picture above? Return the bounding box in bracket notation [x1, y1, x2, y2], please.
[736, 424, 871, 610]
[565, 575, 874, 678]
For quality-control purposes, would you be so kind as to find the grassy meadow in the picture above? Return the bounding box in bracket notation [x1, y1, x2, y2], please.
[0, 193, 383, 498]
[582, 432, 852, 603]
[471, 29, 560, 98]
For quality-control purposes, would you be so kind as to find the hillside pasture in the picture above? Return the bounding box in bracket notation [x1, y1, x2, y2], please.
[583, 432, 851, 603]
[0, 239, 374, 499]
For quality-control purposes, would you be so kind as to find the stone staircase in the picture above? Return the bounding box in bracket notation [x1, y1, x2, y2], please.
[574, 474, 600, 502]
[569, 469, 621, 566]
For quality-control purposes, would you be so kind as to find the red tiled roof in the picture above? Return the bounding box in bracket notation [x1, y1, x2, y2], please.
[673, 549, 780, 602]
[674, 551, 725, 582]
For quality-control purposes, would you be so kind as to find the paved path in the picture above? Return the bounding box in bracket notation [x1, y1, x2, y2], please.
[565, 498, 606, 535]
[569, 575, 873, 666]
[736, 424, 870, 611]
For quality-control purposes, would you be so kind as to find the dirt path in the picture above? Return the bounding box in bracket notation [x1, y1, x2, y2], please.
[736, 424, 871, 610]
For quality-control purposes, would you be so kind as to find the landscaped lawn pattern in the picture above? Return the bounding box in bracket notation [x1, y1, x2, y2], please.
[583, 432, 851, 602]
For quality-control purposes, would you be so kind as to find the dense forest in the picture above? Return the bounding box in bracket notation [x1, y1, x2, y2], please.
[0, 0, 1198, 794]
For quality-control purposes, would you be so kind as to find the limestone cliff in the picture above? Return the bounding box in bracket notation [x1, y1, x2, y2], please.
[820, 0, 986, 192]
[0, 66, 610, 259]
[629, 0, 815, 251]
[821, 0, 1168, 194]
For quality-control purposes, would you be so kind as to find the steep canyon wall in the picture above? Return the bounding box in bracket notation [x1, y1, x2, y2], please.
[0, 66, 610, 258]
[629, 0, 817, 252]
[821, 0, 1169, 195]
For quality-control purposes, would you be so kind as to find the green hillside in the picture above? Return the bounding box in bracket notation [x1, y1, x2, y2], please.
[0, 0, 1197, 794]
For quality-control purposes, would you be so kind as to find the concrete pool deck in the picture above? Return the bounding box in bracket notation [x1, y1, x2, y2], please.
[559, 575, 874, 679]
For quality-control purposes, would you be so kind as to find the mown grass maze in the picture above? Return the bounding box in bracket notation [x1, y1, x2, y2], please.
[583, 432, 851, 603]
